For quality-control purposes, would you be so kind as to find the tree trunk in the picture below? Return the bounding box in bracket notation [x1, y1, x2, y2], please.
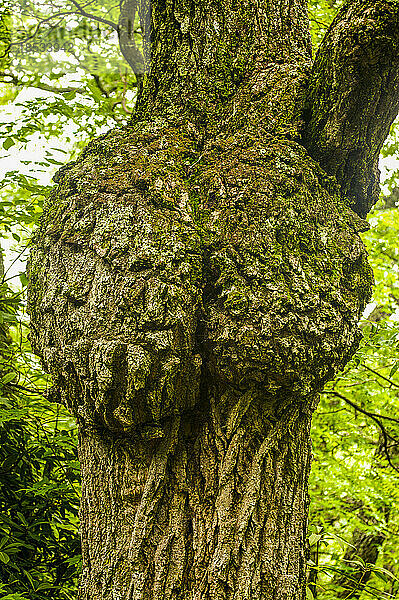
[334, 529, 386, 599]
[78, 397, 314, 599]
[27, 1, 399, 599]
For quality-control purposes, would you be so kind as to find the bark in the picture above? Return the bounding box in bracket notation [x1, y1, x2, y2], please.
[303, 0, 399, 217]
[27, 1, 399, 599]
[118, 0, 146, 75]
[133, 0, 311, 121]
[334, 530, 386, 599]
[28, 126, 371, 600]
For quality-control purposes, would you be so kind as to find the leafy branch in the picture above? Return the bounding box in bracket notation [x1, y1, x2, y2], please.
[322, 390, 399, 473]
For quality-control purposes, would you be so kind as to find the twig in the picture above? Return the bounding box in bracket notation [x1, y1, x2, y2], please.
[322, 391, 399, 473]
[0, 11, 74, 58]
[0, 71, 86, 94]
[68, 0, 118, 30]
[323, 391, 399, 426]
[362, 364, 399, 389]
[8, 382, 46, 395]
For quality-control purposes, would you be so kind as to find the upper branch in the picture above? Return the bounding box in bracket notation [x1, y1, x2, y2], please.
[68, 0, 118, 31]
[303, 0, 399, 217]
[118, 0, 145, 76]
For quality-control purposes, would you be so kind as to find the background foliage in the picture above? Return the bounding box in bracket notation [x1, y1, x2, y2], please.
[0, 1, 398, 598]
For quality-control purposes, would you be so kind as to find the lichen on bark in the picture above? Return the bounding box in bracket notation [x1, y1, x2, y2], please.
[303, 0, 399, 217]
[28, 116, 372, 599]
[27, 0, 399, 598]
[29, 117, 372, 428]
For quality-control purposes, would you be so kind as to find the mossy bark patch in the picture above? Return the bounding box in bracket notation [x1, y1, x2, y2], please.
[28, 120, 372, 600]
[25, 0, 399, 596]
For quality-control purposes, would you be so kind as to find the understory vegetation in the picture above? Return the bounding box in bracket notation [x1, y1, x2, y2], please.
[0, 0, 399, 598]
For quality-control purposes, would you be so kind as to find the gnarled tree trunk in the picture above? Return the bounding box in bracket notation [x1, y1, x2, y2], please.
[28, 1, 399, 599]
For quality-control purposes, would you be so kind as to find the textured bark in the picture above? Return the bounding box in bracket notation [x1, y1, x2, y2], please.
[28, 125, 371, 600]
[78, 398, 314, 599]
[133, 0, 312, 121]
[303, 0, 399, 217]
[27, 0, 399, 599]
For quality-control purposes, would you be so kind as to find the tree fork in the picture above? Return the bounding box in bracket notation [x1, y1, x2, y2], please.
[27, 1, 399, 599]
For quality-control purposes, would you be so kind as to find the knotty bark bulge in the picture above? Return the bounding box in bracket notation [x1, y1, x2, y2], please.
[28, 0, 399, 599]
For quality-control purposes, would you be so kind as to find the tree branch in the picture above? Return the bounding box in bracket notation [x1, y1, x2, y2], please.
[67, 0, 118, 31]
[8, 382, 46, 395]
[0, 12, 73, 59]
[0, 71, 86, 95]
[323, 390, 399, 426]
[303, 0, 399, 217]
[322, 390, 399, 473]
[91, 73, 109, 97]
[117, 0, 145, 76]
[362, 364, 399, 389]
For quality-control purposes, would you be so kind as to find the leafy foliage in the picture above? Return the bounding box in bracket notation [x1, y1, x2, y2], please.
[0, 1, 142, 596]
[0, 269, 80, 599]
[308, 209, 399, 599]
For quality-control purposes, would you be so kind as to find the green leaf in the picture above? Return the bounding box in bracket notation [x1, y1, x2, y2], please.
[1, 372, 17, 384]
[22, 569, 35, 588]
[373, 570, 388, 583]
[18, 272, 28, 287]
[308, 533, 322, 546]
[329, 533, 356, 551]
[2, 137, 15, 150]
[63, 91, 77, 101]
[389, 361, 399, 378]
[66, 554, 81, 565]
[16, 513, 27, 527]
[370, 565, 399, 581]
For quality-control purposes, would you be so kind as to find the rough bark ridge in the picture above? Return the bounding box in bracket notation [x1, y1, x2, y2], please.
[27, 1, 399, 599]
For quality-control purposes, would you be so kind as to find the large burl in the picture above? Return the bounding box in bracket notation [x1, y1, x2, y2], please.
[26, 0, 399, 595]
[28, 123, 372, 434]
[28, 116, 373, 599]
